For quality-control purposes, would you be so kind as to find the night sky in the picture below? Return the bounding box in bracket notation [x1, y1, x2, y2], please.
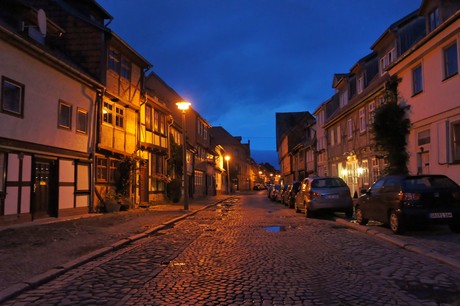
[96, 0, 421, 168]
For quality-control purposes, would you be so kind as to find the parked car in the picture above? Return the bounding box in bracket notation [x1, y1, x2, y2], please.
[355, 175, 460, 234]
[253, 184, 265, 190]
[294, 176, 353, 218]
[275, 184, 288, 202]
[268, 184, 281, 201]
[282, 182, 300, 208]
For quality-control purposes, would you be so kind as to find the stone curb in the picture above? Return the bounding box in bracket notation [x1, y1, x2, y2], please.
[334, 218, 460, 270]
[0, 197, 233, 303]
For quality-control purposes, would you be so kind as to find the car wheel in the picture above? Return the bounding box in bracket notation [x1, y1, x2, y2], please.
[448, 222, 460, 233]
[294, 202, 300, 213]
[389, 210, 405, 234]
[355, 207, 368, 225]
[305, 203, 315, 218]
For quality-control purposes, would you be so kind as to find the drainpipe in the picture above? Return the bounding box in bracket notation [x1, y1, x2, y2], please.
[91, 88, 105, 212]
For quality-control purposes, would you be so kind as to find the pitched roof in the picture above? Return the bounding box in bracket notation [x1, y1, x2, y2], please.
[275, 112, 315, 150]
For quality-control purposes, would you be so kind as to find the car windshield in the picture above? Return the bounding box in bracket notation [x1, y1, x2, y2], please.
[403, 176, 459, 189]
[311, 178, 346, 188]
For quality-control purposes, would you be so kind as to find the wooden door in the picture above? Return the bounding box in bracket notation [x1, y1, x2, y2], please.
[33, 159, 57, 218]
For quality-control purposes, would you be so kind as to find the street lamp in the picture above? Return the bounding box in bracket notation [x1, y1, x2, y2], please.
[225, 155, 231, 194]
[176, 101, 191, 210]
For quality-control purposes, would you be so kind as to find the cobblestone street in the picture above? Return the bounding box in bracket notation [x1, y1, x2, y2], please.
[4, 193, 460, 305]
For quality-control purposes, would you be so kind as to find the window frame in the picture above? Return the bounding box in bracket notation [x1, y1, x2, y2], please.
[347, 119, 353, 140]
[115, 106, 124, 128]
[336, 125, 341, 144]
[368, 101, 376, 125]
[108, 49, 120, 73]
[443, 42, 458, 80]
[453, 121, 460, 163]
[429, 8, 440, 32]
[1, 76, 25, 117]
[120, 57, 131, 81]
[0, 151, 6, 195]
[412, 64, 423, 95]
[417, 129, 431, 146]
[103, 102, 113, 124]
[96, 157, 108, 182]
[339, 90, 348, 108]
[145, 104, 153, 131]
[58, 100, 72, 130]
[359, 107, 366, 133]
[357, 76, 364, 94]
[76, 108, 88, 134]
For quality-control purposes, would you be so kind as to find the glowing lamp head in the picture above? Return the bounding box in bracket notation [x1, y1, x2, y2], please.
[225, 155, 231, 161]
[176, 101, 191, 111]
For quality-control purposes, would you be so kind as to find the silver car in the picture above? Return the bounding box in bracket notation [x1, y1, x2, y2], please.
[294, 176, 353, 218]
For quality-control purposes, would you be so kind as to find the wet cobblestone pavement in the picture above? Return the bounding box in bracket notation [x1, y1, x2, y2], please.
[4, 194, 460, 305]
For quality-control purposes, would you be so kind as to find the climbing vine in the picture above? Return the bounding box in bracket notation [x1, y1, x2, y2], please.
[371, 76, 411, 175]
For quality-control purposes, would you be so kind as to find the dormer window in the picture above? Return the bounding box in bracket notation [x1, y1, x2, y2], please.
[380, 48, 396, 74]
[428, 8, 440, 32]
[339, 90, 348, 108]
[357, 76, 364, 94]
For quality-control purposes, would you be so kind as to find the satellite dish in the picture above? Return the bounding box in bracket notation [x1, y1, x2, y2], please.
[37, 9, 47, 36]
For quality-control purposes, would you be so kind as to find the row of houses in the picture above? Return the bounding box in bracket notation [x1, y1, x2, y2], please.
[0, 0, 266, 225]
[277, 0, 460, 197]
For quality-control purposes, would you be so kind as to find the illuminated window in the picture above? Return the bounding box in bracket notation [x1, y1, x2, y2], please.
[103, 102, 113, 124]
[115, 107, 124, 128]
[145, 105, 152, 130]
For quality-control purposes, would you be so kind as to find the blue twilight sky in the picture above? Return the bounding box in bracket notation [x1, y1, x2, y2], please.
[96, 0, 422, 168]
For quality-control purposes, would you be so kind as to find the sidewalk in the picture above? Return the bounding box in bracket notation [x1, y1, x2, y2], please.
[0, 195, 234, 302]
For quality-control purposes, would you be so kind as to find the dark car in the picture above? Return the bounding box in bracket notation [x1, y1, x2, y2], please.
[294, 176, 353, 218]
[268, 184, 281, 201]
[275, 184, 289, 203]
[282, 182, 300, 208]
[355, 175, 460, 234]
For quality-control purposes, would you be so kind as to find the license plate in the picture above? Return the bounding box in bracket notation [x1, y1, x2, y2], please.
[326, 194, 339, 199]
[429, 212, 453, 219]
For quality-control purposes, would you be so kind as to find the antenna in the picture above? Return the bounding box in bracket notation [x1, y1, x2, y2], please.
[37, 9, 47, 36]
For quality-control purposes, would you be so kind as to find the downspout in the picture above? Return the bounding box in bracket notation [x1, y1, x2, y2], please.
[165, 115, 175, 198]
[91, 87, 105, 212]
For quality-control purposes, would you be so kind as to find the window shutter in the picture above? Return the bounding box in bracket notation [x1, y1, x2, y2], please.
[437, 121, 451, 164]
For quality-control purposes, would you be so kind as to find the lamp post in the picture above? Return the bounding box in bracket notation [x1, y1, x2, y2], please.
[176, 101, 191, 210]
[225, 155, 231, 194]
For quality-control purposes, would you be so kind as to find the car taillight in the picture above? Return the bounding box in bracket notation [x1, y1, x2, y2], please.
[399, 192, 421, 201]
[310, 191, 320, 199]
[453, 192, 460, 201]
